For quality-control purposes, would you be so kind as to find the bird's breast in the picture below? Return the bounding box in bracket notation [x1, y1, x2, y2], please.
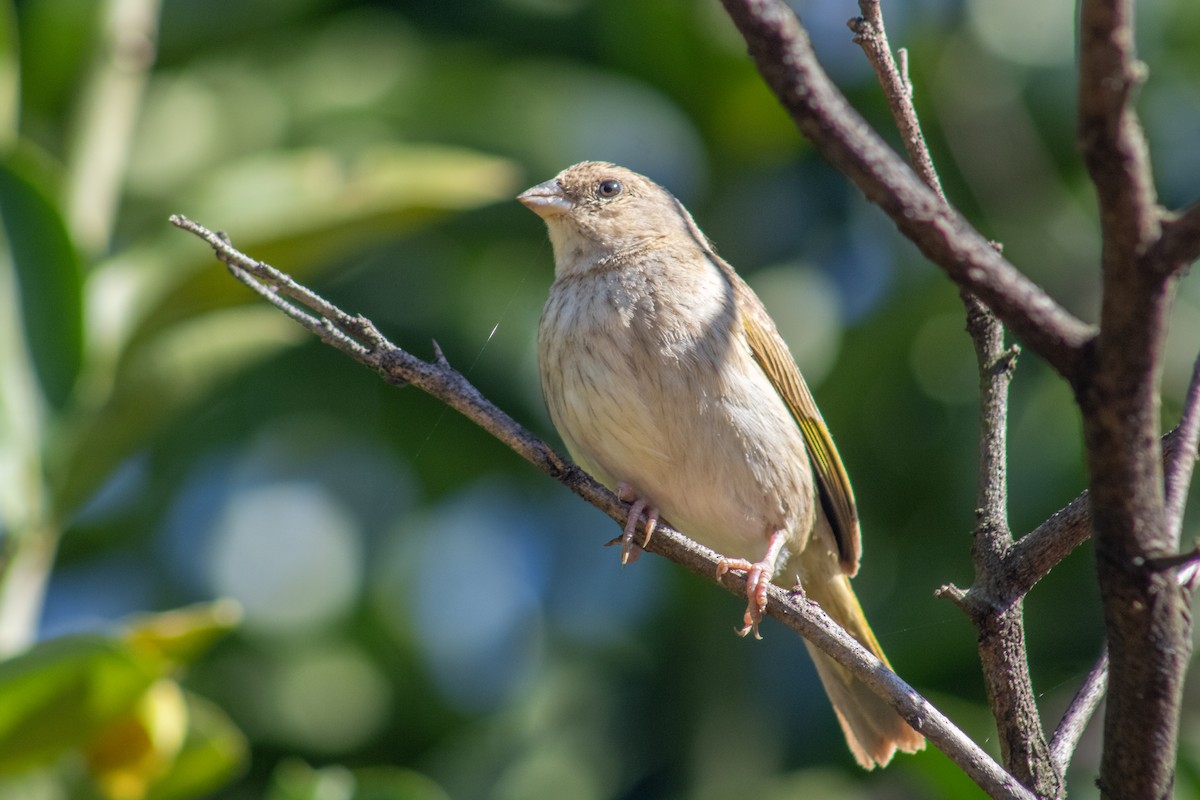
[538, 264, 815, 562]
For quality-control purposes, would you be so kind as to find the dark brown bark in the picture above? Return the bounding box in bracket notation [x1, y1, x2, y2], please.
[1075, 0, 1192, 795]
[718, 0, 1093, 382]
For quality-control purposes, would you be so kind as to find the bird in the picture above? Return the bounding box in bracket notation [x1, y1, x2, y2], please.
[519, 161, 925, 769]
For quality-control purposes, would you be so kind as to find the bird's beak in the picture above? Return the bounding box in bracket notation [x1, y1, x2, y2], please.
[518, 179, 572, 217]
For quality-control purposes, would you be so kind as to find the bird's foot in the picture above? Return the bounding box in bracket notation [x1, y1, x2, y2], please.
[714, 529, 789, 639]
[611, 482, 658, 565]
[715, 557, 772, 639]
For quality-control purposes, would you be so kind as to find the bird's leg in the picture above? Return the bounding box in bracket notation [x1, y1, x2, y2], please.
[714, 529, 789, 639]
[614, 482, 659, 565]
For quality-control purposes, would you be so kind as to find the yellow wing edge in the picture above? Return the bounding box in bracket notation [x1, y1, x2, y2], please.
[740, 298, 862, 575]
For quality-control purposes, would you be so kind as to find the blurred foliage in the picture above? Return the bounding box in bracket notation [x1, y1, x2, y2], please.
[0, 0, 1197, 799]
[0, 601, 245, 799]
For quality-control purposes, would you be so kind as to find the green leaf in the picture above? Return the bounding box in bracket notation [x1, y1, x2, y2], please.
[85, 678, 188, 800]
[142, 691, 248, 800]
[0, 635, 164, 774]
[0, 152, 84, 410]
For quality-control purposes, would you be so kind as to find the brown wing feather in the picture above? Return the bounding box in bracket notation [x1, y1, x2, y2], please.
[735, 281, 862, 575]
[674, 200, 863, 575]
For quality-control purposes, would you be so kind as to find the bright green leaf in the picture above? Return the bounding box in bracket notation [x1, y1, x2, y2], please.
[142, 690, 248, 800]
[0, 634, 165, 774]
[85, 678, 188, 800]
[0, 225, 43, 538]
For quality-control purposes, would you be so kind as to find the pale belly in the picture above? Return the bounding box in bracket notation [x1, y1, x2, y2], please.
[538, 274, 816, 565]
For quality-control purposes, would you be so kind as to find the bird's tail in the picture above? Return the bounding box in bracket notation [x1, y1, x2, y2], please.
[801, 568, 926, 769]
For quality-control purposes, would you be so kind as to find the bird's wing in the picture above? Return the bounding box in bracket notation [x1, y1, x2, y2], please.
[738, 285, 862, 575]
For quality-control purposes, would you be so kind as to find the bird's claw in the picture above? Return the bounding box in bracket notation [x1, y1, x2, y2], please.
[616, 483, 659, 565]
[715, 557, 771, 640]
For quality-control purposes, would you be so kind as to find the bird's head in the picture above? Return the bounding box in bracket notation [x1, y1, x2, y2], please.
[519, 162, 704, 277]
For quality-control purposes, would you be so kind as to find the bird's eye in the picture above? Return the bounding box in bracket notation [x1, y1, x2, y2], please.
[596, 179, 623, 198]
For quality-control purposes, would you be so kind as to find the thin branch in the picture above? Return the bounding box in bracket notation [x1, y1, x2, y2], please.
[1050, 646, 1109, 777]
[169, 219, 386, 358]
[848, 0, 945, 202]
[1140, 544, 1200, 573]
[718, 0, 1094, 381]
[1004, 489, 1091, 598]
[172, 215, 1036, 800]
[897, 48, 912, 97]
[1004, 423, 1191, 601]
[1148, 199, 1200, 276]
[1164, 353, 1200, 542]
[963, 310, 1058, 797]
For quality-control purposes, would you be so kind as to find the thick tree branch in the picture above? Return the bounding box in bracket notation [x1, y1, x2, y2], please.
[1077, 0, 1158, 264]
[1075, 0, 1191, 796]
[170, 215, 1037, 800]
[718, 0, 1094, 382]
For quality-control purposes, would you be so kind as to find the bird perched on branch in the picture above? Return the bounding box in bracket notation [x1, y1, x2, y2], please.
[519, 161, 925, 769]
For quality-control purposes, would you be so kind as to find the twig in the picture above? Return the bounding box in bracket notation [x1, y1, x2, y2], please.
[1149, 199, 1200, 276]
[171, 215, 1036, 800]
[1050, 646, 1109, 776]
[999, 424, 1189, 601]
[1164, 353, 1200, 542]
[848, 0, 944, 202]
[1138, 545, 1200, 573]
[718, 0, 1094, 382]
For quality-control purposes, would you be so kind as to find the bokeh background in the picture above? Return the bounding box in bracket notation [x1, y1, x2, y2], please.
[2, 0, 1199, 798]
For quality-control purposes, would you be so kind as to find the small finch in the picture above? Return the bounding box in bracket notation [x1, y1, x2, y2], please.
[519, 162, 925, 769]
